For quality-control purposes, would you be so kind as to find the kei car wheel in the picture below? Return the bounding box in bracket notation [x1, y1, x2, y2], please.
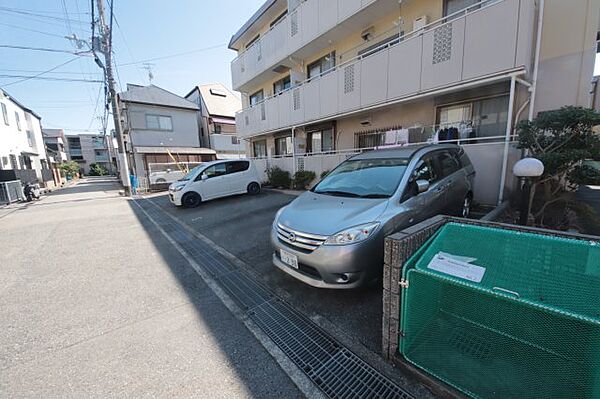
[247, 182, 261, 195]
[182, 192, 201, 208]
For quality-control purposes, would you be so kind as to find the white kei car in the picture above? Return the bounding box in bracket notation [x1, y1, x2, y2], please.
[168, 160, 261, 207]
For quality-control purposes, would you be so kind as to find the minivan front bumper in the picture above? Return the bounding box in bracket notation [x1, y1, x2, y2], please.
[270, 226, 384, 289]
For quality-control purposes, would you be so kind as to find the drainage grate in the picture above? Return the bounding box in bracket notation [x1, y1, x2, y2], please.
[134, 198, 414, 399]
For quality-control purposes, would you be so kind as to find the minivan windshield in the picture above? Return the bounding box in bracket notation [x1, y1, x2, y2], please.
[313, 158, 409, 198]
[178, 165, 203, 181]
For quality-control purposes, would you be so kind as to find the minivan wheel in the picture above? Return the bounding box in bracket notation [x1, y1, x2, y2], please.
[182, 192, 201, 208]
[247, 182, 260, 195]
[461, 195, 472, 218]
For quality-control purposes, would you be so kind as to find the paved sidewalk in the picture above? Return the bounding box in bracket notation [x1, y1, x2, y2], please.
[0, 177, 302, 398]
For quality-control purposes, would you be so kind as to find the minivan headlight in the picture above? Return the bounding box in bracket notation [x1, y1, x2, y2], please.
[172, 185, 185, 192]
[324, 222, 380, 246]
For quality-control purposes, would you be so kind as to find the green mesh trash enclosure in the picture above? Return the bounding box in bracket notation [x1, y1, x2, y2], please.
[399, 223, 600, 399]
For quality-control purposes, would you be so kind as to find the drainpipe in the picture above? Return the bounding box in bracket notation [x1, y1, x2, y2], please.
[498, 76, 517, 205]
[291, 126, 297, 175]
[528, 0, 545, 121]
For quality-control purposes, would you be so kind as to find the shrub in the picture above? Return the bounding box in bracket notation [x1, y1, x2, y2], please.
[58, 161, 80, 178]
[88, 163, 108, 176]
[266, 166, 291, 188]
[293, 170, 316, 190]
[321, 170, 330, 179]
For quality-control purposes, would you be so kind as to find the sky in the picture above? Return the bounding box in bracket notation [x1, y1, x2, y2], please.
[0, 0, 265, 135]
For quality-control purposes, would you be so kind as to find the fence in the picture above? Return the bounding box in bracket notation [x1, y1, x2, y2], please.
[250, 137, 519, 205]
[0, 180, 24, 204]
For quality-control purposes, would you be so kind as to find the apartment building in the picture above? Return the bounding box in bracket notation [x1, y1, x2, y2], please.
[185, 83, 245, 159]
[0, 89, 52, 186]
[65, 133, 114, 175]
[230, 0, 599, 205]
[118, 84, 216, 187]
[42, 128, 69, 186]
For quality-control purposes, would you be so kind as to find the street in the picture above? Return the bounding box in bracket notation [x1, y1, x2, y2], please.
[0, 177, 431, 398]
[0, 178, 303, 398]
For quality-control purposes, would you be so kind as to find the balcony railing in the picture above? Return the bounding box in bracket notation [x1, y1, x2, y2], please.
[236, 0, 534, 139]
[210, 134, 244, 152]
[231, 0, 380, 91]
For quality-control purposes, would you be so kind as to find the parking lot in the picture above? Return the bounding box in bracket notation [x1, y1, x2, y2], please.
[147, 190, 384, 354]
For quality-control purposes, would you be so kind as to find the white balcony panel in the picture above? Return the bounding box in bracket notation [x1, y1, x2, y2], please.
[318, 0, 338, 33]
[421, 18, 466, 91]
[338, 62, 361, 112]
[301, 0, 319, 45]
[235, 111, 246, 137]
[319, 72, 338, 118]
[266, 97, 280, 131]
[271, 20, 289, 67]
[462, 0, 519, 80]
[362, 0, 377, 7]
[388, 36, 423, 99]
[338, 0, 362, 23]
[256, 102, 269, 132]
[516, 0, 536, 71]
[303, 79, 321, 122]
[290, 87, 305, 125]
[360, 49, 389, 107]
[278, 90, 292, 128]
[287, 8, 303, 54]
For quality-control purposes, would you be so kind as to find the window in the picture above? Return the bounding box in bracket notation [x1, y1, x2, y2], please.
[249, 90, 264, 106]
[15, 112, 21, 131]
[274, 136, 293, 156]
[9, 154, 17, 169]
[253, 140, 267, 157]
[307, 52, 336, 79]
[358, 34, 401, 58]
[1, 103, 8, 125]
[231, 136, 240, 145]
[273, 75, 291, 95]
[313, 158, 410, 198]
[403, 156, 438, 201]
[270, 10, 287, 27]
[355, 131, 385, 149]
[227, 161, 250, 174]
[435, 151, 461, 177]
[26, 131, 33, 147]
[444, 0, 480, 16]
[307, 129, 334, 153]
[146, 114, 173, 131]
[214, 124, 222, 134]
[200, 163, 227, 179]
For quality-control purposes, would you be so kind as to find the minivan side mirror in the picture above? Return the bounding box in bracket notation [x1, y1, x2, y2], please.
[415, 179, 430, 194]
[201, 174, 208, 181]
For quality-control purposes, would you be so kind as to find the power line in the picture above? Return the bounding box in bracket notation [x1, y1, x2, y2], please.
[0, 6, 89, 25]
[0, 57, 80, 87]
[0, 68, 101, 76]
[117, 43, 227, 66]
[0, 22, 69, 38]
[0, 6, 89, 16]
[0, 44, 87, 55]
[0, 75, 103, 83]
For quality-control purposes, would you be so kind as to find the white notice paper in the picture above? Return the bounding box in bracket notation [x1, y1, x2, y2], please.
[427, 253, 486, 283]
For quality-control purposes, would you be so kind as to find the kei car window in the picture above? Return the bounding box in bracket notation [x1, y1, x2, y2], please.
[179, 165, 201, 181]
[226, 161, 249, 174]
[312, 158, 409, 198]
[201, 163, 227, 179]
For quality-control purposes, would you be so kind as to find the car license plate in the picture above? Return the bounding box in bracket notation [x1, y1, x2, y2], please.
[280, 249, 298, 269]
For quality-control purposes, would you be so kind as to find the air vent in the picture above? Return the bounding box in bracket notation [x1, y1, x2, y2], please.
[344, 65, 355, 94]
[293, 88, 301, 111]
[433, 23, 453, 64]
[290, 11, 299, 37]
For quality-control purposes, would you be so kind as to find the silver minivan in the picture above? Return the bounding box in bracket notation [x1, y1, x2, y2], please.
[271, 144, 475, 289]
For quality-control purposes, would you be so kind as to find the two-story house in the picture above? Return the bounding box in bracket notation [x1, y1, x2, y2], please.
[119, 84, 216, 187]
[42, 128, 69, 186]
[230, 0, 599, 205]
[0, 89, 52, 187]
[185, 83, 245, 159]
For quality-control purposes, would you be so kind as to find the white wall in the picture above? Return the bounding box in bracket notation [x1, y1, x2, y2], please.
[0, 95, 47, 179]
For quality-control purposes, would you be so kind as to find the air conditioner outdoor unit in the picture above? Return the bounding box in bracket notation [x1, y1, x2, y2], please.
[413, 15, 428, 31]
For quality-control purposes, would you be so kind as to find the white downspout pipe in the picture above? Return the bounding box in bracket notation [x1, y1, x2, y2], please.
[528, 0, 545, 121]
[291, 126, 297, 175]
[498, 76, 517, 205]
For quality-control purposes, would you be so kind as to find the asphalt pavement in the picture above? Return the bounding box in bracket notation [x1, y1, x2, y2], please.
[0, 177, 303, 398]
[147, 190, 384, 354]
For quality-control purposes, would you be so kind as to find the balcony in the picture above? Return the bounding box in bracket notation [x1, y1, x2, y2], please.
[231, 0, 395, 92]
[210, 134, 244, 153]
[236, 0, 535, 139]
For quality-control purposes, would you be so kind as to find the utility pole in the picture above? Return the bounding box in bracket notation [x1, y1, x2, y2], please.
[95, 0, 131, 195]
